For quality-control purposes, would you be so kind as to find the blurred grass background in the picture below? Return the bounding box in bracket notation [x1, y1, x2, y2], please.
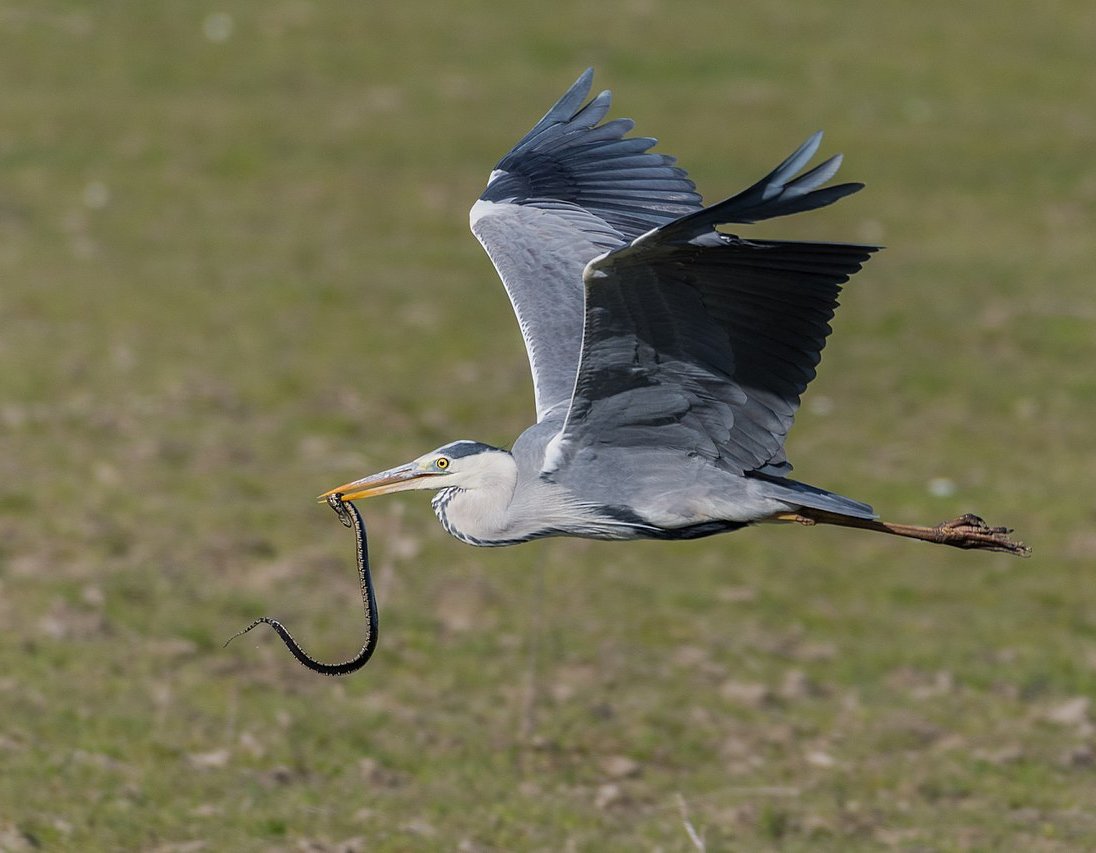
[1, 0, 1094, 849]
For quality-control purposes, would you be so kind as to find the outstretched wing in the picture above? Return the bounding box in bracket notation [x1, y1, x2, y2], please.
[549, 133, 877, 479]
[470, 69, 702, 422]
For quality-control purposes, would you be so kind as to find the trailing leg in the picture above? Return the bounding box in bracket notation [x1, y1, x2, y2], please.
[772, 508, 1030, 557]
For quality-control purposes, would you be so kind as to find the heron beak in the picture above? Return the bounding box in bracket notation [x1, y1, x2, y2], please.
[318, 462, 433, 503]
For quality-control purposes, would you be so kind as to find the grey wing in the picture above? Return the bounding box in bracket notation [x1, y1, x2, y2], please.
[470, 69, 702, 422]
[550, 133, 878, 485]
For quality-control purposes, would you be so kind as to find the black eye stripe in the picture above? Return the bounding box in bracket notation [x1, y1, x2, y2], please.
[437, 440, 502, 459]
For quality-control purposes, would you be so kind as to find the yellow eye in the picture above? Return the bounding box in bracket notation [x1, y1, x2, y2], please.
[435, 457, 450, 470]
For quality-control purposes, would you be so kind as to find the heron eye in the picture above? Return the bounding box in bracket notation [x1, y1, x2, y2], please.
[435, 457, 450, 470]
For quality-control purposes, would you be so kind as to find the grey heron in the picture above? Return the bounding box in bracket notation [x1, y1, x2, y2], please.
[322, 69, 1028, 557]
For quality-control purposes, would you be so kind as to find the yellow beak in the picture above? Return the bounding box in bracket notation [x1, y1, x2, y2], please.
[318, 462, 433, 503]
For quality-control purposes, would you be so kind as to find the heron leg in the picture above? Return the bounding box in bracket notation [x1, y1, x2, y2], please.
[772, 509, 1031, 557]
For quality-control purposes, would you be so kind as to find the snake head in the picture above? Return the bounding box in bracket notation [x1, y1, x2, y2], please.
[326, 492, 353, 528]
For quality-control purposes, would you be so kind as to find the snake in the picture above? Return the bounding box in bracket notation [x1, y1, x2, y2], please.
[225, 494, 379, 675]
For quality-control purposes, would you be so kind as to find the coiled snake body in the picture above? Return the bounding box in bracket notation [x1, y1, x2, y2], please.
[226, 495, 378, 675]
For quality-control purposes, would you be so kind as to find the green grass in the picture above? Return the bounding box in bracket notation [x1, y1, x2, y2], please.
[2, 0, 1095, 849]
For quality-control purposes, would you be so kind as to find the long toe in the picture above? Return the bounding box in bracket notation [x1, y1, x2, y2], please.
[934, 515, 1031, 557]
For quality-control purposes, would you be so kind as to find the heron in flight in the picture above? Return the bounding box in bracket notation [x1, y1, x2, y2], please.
[322, 70, 1027, 556]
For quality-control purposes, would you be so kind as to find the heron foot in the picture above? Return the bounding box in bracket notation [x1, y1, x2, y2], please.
[932, 514, 1031, 557]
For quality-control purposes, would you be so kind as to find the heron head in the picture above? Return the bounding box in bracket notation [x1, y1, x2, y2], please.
[319, 440, 510, 503]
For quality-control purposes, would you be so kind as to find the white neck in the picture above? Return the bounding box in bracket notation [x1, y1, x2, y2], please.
[431, 450, 589, 546]
[431, 451, 523, 545]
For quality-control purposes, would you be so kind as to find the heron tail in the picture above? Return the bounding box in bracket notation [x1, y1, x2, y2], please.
[747, 471, 878, 520]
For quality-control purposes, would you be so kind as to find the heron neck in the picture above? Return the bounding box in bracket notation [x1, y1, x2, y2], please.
[430, 453, 524, 546]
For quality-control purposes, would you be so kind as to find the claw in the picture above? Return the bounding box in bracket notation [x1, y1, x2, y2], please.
[932, 514, 1031, 557]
